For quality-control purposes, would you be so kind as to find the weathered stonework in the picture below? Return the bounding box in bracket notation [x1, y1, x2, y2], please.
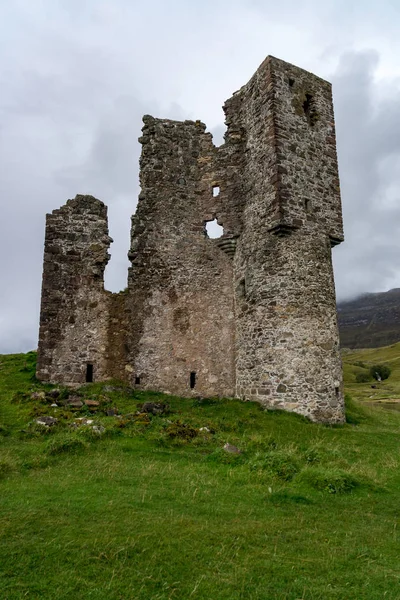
[37, 56, 345, 423]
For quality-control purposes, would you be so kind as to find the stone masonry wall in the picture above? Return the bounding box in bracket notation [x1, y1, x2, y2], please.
[37, 195, 116, 385]
[127, 117, 236, 397]
[232, 57, 344, 422]
[105, 291, 130, 381]
[37, 56, 345, 423]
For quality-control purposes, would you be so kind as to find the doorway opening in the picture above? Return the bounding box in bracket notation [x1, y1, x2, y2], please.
[190, 372, 196, 389]
[86, 364, 93, 383]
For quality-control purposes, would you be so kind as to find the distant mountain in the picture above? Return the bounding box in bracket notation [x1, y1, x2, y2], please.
[337, 288, 400, 349]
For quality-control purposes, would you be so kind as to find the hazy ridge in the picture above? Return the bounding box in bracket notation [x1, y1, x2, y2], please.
[338, 288, 400, 349]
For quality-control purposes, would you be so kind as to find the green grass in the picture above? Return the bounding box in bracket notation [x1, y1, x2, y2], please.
[343, 341, 400, 403]
[1, 351, 400, 599]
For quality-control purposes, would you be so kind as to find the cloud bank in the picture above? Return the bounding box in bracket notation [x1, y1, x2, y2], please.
[2, 0, 400, 352]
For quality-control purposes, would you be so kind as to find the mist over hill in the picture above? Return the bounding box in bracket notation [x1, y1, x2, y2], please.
[337, 288, 400, 349]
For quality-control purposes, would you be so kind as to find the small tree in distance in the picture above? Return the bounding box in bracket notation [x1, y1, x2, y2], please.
[355, 371, 370, 383]
[369, 364, 391, 382]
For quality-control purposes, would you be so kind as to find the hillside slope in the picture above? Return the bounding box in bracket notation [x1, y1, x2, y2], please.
[337, 288, 400, 348]
[1, 352, 400, 599]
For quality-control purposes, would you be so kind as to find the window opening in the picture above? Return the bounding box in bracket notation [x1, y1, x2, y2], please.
[135, 376, 141, 385]
[302, 93, 318, 126]
[190, 372, 196, 389]
[304, 198, 311, 212]
[212, 186, 220, 197]
[303, 94, 313, 118]
[205, 219, 223, 239]
[289, 77, 295, 88]
[238, 278, 246, 298]
[335, 386, 340, 397]
[86, 364, 93, 383]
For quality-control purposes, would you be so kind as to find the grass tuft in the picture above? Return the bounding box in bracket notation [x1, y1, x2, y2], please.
[299, 467, 362, 494]
[345, 393, 370, 424]
[0, 459, 14, 480]
[165, 420, 198, 440]
[45, 434, 88, 455]
[205, 447, 245, 465]
[249, 451, 299, 481]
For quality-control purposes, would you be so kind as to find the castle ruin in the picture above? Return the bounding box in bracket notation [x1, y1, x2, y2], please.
[37, 56, 345, 423]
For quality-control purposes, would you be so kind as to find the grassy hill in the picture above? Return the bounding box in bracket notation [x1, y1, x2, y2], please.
[1, 350, 400, 599]
[337, 288, 400, 349]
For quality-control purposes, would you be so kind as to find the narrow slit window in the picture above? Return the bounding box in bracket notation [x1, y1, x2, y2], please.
[302, 93, 318, 126]
[190, 372, 196, 389]
[303, 94, 313, 119]
[212, 186, 220, 197]
[135, 376, 141, 385]
[304, 199, 311, 212]
[335, 386, 340, 397]
[86, 364, 93, 383]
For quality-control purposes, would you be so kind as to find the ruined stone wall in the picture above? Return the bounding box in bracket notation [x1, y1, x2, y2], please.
[36, 195, 116, 385]
[272, 58, 343, 243]
[127, 117, 236, 397]
[232, 57, 344, 422]
[37, 56, 345, 423]
[105, 291, 130, 381]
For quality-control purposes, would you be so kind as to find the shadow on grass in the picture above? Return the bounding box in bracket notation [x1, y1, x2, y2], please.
[267, 491, 313, 505]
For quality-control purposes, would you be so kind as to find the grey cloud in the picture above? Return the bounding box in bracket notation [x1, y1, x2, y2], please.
[2, 1, 400, 353]
[332, 50, 400, 300]
[0, 0, 198, 354]
[209, 125, 226, 147]
[56, 95, 189, 294]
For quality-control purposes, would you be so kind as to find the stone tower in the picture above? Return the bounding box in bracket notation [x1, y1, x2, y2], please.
[37, 56, 345, 423]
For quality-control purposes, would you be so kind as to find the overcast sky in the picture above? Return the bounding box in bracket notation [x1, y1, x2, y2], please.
[2, 0, 400, 353]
